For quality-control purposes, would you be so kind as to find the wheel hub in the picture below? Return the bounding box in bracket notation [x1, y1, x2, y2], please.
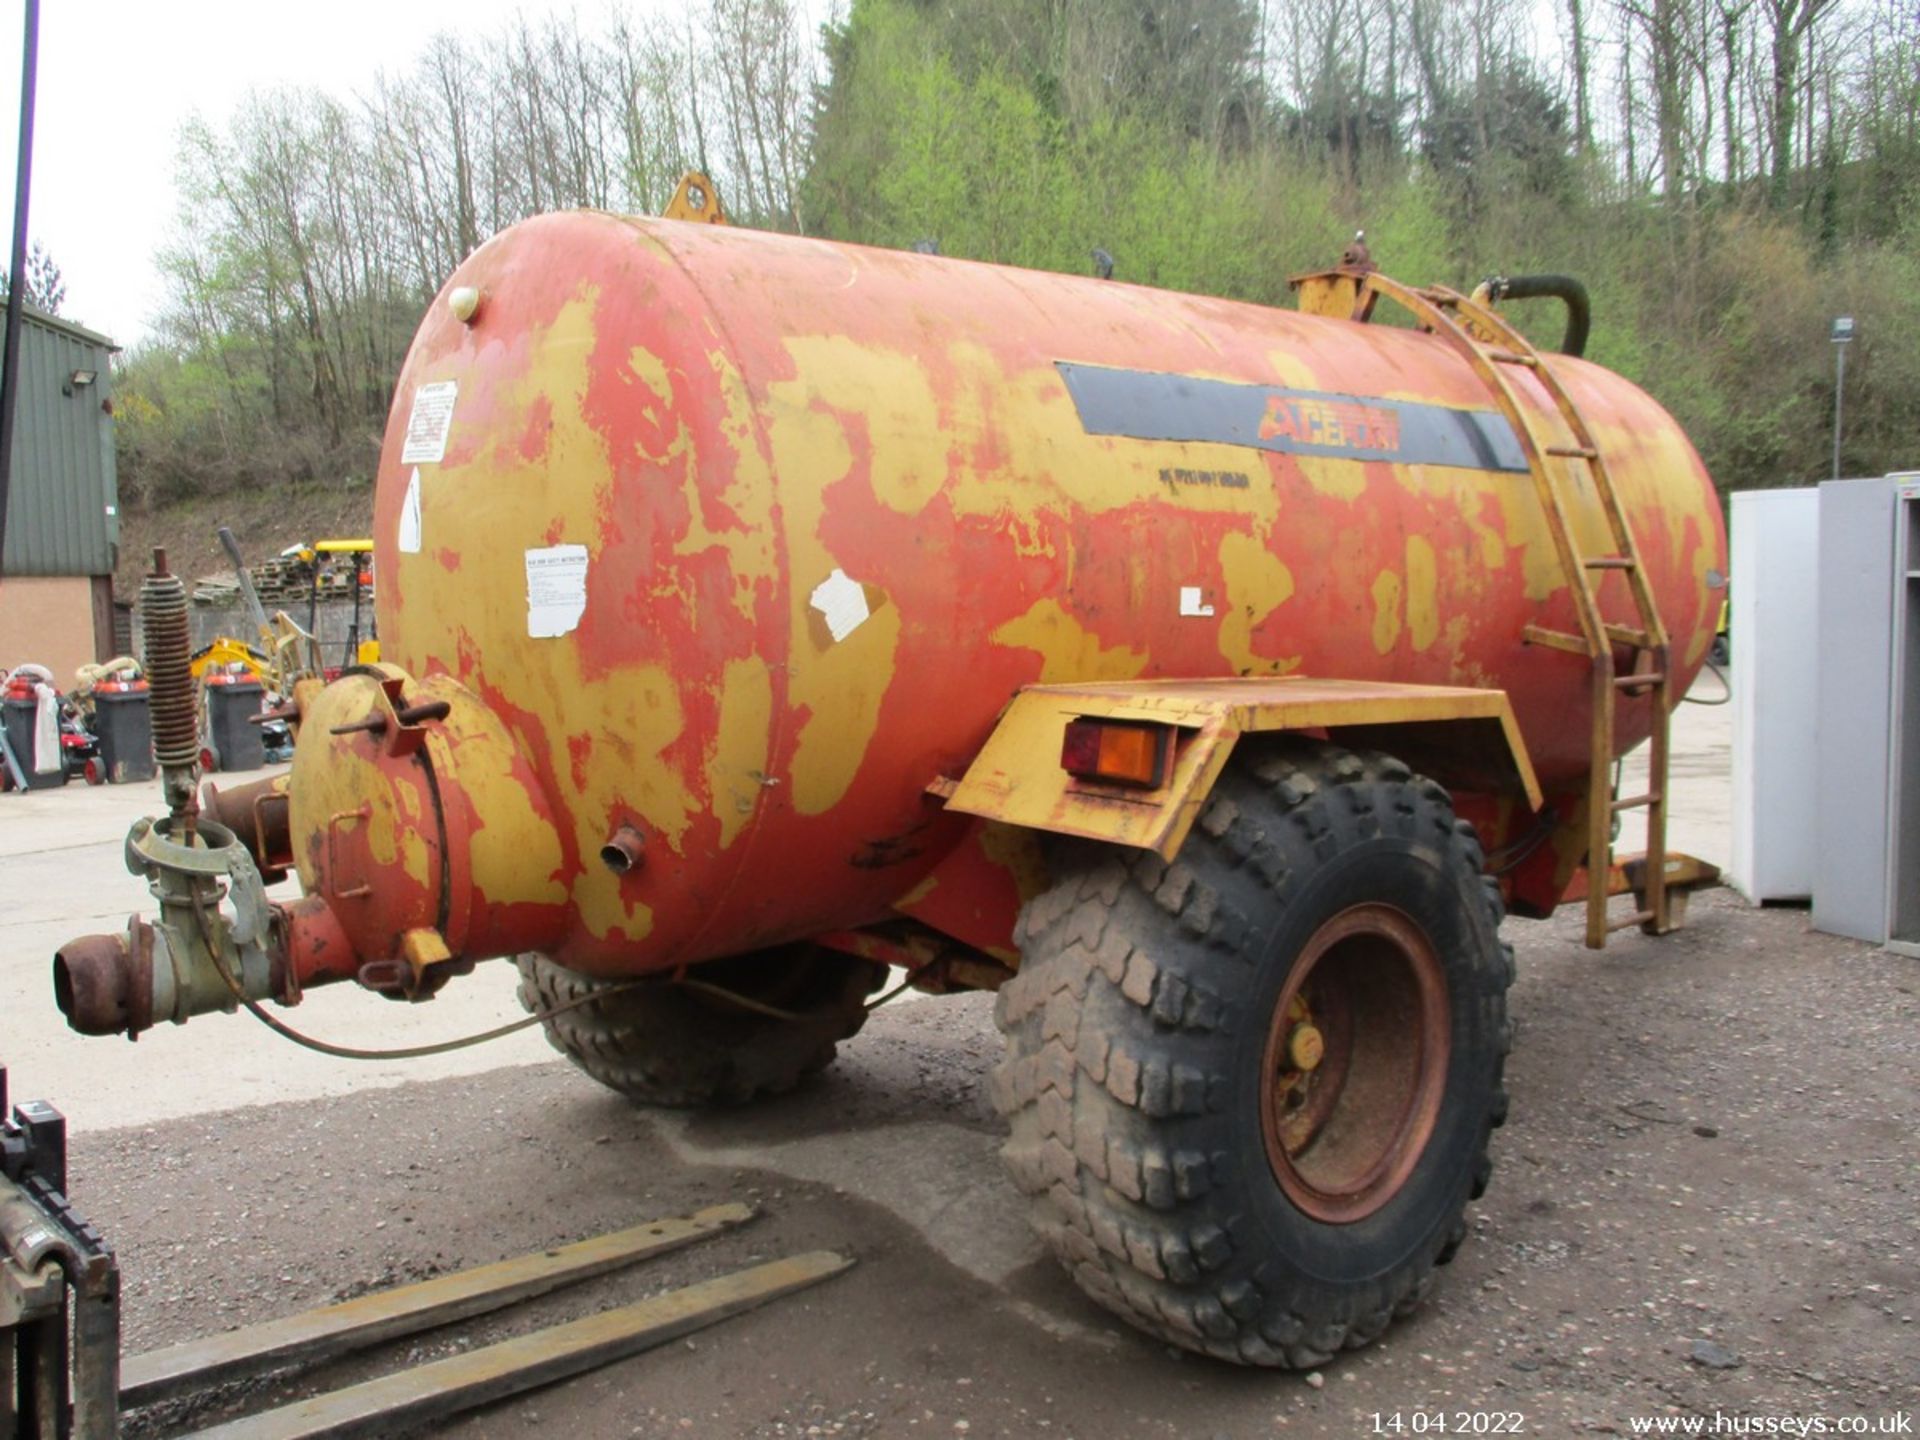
[1259, 903, 1451, 1224]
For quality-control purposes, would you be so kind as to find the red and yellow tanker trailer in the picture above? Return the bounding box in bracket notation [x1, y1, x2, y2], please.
[54, 203, 1724, 1367]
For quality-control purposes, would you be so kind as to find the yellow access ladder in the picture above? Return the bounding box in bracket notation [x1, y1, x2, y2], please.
[1360, 275, 1674, 949]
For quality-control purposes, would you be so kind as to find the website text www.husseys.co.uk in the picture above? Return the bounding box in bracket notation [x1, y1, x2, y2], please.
[1626, 1412, 1913, 1436]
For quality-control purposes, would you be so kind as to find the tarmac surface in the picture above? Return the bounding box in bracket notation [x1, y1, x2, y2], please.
[4, 672, 1916, 1438]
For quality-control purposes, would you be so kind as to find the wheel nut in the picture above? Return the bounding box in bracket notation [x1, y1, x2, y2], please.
[1286, 1022, 1325, 1072]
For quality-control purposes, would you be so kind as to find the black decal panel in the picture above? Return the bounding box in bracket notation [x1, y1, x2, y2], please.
[1057, 362, 1529, 473]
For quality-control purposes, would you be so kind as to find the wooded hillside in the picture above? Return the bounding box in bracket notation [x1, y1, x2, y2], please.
[116, 0, 1919, 512]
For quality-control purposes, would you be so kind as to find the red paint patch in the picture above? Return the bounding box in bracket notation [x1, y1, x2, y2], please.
[518, 394, 554, 461]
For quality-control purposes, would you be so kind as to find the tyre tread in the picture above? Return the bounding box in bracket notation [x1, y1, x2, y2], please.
[991, 739, 1515, 1365]
[517, 953, 874, 1107]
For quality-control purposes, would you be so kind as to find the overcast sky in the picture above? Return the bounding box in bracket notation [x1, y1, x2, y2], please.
[0, 0, 762, 350]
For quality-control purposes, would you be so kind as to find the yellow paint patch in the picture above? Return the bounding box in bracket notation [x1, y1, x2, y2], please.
[779, 335, 946, 516]
[789, 603, 902, 815]
[626, 346, 677, 440]
[1371, 569, 1404, 654]
[763, 373, 904, 816]
[1262, 351, 1322, 391]
[1466, 502, 1509, 570]
[705, 658, 773, 848]
[596, 665, 700, 849]
[1291, 455, 1368, 502]
[1490, 480, 1567, 601]
[1441, 613, 1489, 683]
[991, 597, 1149, 683]
[1216, 531, 1296, 673]
[422, 677, 569, 911]
[286, 675, 434, 895]
[891, 870, 940, 911]
[395, 780, 433, 891]
[1405, 535, 1440, 651]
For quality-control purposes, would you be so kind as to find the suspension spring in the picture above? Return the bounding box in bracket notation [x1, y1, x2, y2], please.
[139, 549, 200, 829]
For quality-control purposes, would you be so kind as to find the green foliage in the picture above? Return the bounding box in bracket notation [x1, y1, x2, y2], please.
[128, 0, 1919, 514]
[803, 0, 1919, 492]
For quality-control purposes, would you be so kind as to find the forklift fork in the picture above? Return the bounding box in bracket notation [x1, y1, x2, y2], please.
[2, 1067, 120, 1440]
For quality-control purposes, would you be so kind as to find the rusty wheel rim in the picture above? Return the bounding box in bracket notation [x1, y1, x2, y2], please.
[1260, 903, 1451, 1224]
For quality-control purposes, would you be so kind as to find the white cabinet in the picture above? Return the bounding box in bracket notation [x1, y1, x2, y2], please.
[1812, 478, 1898, 941]
[1730, 489, 1821, 902]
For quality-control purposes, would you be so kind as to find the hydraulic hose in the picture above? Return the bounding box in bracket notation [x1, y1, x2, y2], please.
[1480, 274, 1591, 357]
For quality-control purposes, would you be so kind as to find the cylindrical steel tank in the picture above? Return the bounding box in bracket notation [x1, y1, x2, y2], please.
[340, 212, 1723, 982]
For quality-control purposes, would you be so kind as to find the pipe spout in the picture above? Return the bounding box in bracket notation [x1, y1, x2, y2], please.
[53, 927, 149, 1037]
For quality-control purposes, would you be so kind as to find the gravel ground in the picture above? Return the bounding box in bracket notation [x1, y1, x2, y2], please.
[46, 887, 1917, 1439]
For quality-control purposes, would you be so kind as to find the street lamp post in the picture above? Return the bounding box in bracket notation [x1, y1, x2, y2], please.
[1832, 315, 1855, 482]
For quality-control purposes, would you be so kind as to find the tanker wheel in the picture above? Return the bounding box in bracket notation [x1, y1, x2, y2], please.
[515, 946, 885, 1108]
[990, 738, 1512, 1367]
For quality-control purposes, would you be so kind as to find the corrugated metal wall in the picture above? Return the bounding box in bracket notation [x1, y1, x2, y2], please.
[0, 309, 119, 577]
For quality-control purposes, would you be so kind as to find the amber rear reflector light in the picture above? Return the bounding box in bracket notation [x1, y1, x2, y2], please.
[1060, 719, 1171, 789]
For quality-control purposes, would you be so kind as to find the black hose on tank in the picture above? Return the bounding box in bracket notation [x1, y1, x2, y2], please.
[1481, 274, 1591, 358]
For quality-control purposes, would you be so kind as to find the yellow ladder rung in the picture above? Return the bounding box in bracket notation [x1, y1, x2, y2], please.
[1611, 792, 1661, 812]
[1608, 909, 1658, 933]
[1521, 624, 1593, 655]
[1584, 556, 1635, 570]
[1548, 445, 1598, 459]
[1488, 349, 1539, 367]
[1603, 623, 1652, 648]
[1615, 672, 1666, 690]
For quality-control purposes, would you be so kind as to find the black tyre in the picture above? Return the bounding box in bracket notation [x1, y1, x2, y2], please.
[516, 946, 884, 1107]
[991, 739, 1512, 1366]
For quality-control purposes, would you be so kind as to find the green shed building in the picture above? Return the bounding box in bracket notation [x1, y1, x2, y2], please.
[0, 305, 120, 684]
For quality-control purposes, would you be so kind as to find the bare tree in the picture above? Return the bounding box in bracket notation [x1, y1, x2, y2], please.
[1759, 0, 1840, 202]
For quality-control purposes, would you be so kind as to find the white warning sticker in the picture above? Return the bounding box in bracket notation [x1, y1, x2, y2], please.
[397, 468, 423, 554]
[400, 380, 459, 464]
[1178, 586, 1216, 618]
[809, 568, 871, 643]
[525, 544, 589, 638]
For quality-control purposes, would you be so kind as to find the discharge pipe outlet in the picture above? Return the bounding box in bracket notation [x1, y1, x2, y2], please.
[53, 817, 286, 1037]
[54, 662, 572, 1038]
[600, 824, 646, 875]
